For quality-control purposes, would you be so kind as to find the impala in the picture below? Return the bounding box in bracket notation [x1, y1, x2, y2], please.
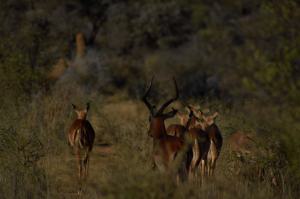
[192, 108, 223, 176]
[68, 103, 95, 182]
[167, 105, 210, 182]
[227, 131, 278, 186]
[166, 107, 199, 138]
[166, 111, 188, 137]
[142, 77, 187, 181]
[185, 107, 210, 182]
[166, 123, 186, 138]
[227, 131, 255, 156]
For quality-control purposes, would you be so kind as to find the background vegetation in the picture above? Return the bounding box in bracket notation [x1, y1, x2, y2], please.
[0, 0, 299, 198]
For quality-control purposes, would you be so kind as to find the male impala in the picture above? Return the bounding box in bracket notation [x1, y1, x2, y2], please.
[142, 77, 187, 180]
[68, 103, 95, 182]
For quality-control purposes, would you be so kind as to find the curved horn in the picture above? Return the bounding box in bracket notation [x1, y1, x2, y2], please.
[157, 77, 179, 114]
[142, 76, 155, 114]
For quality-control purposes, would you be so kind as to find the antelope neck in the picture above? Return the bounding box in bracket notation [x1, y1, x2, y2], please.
[76, 118, 87, 121]
[150, 118, 168, 138]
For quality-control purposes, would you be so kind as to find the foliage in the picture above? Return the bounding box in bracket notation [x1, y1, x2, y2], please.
[0, 0, 300, 198]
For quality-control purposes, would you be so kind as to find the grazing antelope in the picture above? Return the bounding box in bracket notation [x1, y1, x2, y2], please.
[68, 103, 95, 182]
[192, 108, 223, 176]
[227, 131, 256, 156]
[142, 77, 187, 181]
[227, 131, 278, 186]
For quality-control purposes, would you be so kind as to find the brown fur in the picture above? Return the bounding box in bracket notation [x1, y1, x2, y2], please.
[186, 107, 223, 177]
[166, 124, 186, 137]
[205, 123, 223, 176]
[142, 77, 187, 182]
[68, 103, 95, 183]
[227, 131, 255, 155]
[177, 112, 189, 126]
[148, 114, 186, 175]
[166, 106, 212, 182]
[186, 127, 210, 182]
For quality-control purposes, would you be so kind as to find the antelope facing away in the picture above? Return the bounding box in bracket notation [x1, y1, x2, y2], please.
[192, 108, 223, 176]
[68, 103, 95, 182]
[142, 77, 187, 181]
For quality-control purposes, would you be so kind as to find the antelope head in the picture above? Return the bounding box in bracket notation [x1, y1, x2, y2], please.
[188, 105, 204, 119]
[72, 103, 90, 120]
[177, 111, 189, 126]
[203, 112, 218, 125]
[142, 77, 179, 138]
[196, 111, 219, 130]
[186, 105, 219, 130]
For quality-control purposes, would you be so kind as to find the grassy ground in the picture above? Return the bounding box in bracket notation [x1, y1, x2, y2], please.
[0, 85, 296, 199]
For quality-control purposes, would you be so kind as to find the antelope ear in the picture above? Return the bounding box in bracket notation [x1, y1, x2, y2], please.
[190, 104, 200, 110]
[72, 104, 77, 110]
[193, 109, 203, 118]
[212, 112, 219, 119]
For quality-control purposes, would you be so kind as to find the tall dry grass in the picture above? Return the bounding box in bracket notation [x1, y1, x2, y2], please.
[0, 84, 296, 199]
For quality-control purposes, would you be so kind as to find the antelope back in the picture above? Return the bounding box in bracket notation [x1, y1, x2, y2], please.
[227, 131, 255, 154]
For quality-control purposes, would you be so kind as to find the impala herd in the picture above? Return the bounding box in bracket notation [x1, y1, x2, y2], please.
[68, 77, 226, 190]
[141, 77, 223, 183]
